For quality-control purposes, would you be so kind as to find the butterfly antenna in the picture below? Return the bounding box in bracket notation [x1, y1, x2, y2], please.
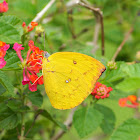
[32, 75, 43, 86]
[43, 31, 50, 58]
[43, 32, 45, 57]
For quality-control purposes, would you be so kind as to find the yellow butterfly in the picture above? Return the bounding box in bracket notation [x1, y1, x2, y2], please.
[42, 52, 105, 110]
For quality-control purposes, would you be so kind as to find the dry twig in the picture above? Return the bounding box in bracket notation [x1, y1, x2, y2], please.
[77, 1, 105, 56]
[25, 110, 43, 137]
[112, 27, 133, 61]
[31, 0, 56, 23]
[91, 21, 100, 54]
[51, 107, 77, 140]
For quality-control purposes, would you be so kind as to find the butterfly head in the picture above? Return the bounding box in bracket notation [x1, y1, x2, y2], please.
[44, 51, 50, 58]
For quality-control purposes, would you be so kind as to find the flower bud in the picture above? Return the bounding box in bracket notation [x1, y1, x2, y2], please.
[35, 25, 44, 37]
[107, 61, 117, 70]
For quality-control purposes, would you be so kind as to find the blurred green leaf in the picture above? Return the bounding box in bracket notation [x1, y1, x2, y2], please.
[105, 68, 126, 82]
[0, 83, 6, 95]
[73, 106, 103, 138]
[115, 78, 140, 92]
[122, 63, 140, 78]
[0, 21, 21, 43]
[12, 0, 37, 20]
[94, 104, 116, 134]
[0, 15, 21, 26]
[26, 90, 43, 107]
[109, 89, 132, 100]
[110, 118, 140, 140]
[0, 103, 20, 130]
[39, 109, 67, 131]
[7, 99, 22, 112]
[0, 96, 7, 103]
[0, 70, 15, 96]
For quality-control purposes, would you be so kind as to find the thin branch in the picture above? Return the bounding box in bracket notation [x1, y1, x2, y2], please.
[51, 107, 77, 140]
[76, 28, 89, 38]
[77, 1, 105, 56]
[31, 0, 56, 23]
[25, 110, 43, 137]
[91, 21, 100, 54]
[112, 27, 133, 61]
[66, 0, 80, 8]
[67, 9, 77, 39]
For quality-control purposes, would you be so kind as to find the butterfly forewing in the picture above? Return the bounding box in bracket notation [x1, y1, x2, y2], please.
[42, 52, 105, 109]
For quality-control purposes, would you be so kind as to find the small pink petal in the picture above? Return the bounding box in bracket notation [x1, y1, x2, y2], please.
[22, 68, 30, 85]
[13, 43, 24, 62]
[3, 1, 8, 6]
[0, 58, 6, 69]
[126, 104, 138, 108]
[13, 43, 24, 52]
[29, 82, 37, 92]
[3, 44, 10, 51]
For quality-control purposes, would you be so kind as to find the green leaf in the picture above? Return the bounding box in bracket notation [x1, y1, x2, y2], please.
[105, 62, 127, 82]
[5, 52, 21, 69]
[73, 106, 103, 138]
[0, 15, 23, 36]
[122, 63, 140, 78]
[115, 78, 140, 92]
[94, 104, 116, 134]
[0, 104, 20, 130]
[110, 118, 140, 140]
[105, 68, 126, 82]
[26, 90, 43, 107]
[39, 109, 67, 131]
[0, 21, 21, 43]
[0, 83, 6, 95]
[0, 96, 7, 103]
[0, 15, 21, 26]
[7, 99, 22, 112]
[0, 70, 15, 96]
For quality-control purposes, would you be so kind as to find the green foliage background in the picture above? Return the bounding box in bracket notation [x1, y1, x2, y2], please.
[0, 0, 140, 140]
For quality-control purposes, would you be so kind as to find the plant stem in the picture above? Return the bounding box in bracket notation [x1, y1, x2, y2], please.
[19, 94, 25, 140]
[19, 82, 26, 140]
[20, 113, 25, 140]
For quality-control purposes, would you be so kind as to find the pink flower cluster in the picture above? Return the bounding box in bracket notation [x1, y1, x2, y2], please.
[13, 41, 43, 92]
[91, 82, 113, 99]
[0, 0, 8, 13]
[0, 41, 10, 68]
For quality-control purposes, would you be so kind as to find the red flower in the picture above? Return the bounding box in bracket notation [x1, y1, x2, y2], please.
[13, 40, 43, 92]
[0, 0, 8, 13]
[0, 41, 10, 68]
[119, 95, 139, 108]
[22, 22, 26, 28]
[22, 21, 38, 32]
[91, 82, 113, 99]
[31, 22, 38, 27]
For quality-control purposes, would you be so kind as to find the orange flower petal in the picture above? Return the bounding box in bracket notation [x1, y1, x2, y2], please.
[31, 21, 38, 27]
[127, 95, 137, 103]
